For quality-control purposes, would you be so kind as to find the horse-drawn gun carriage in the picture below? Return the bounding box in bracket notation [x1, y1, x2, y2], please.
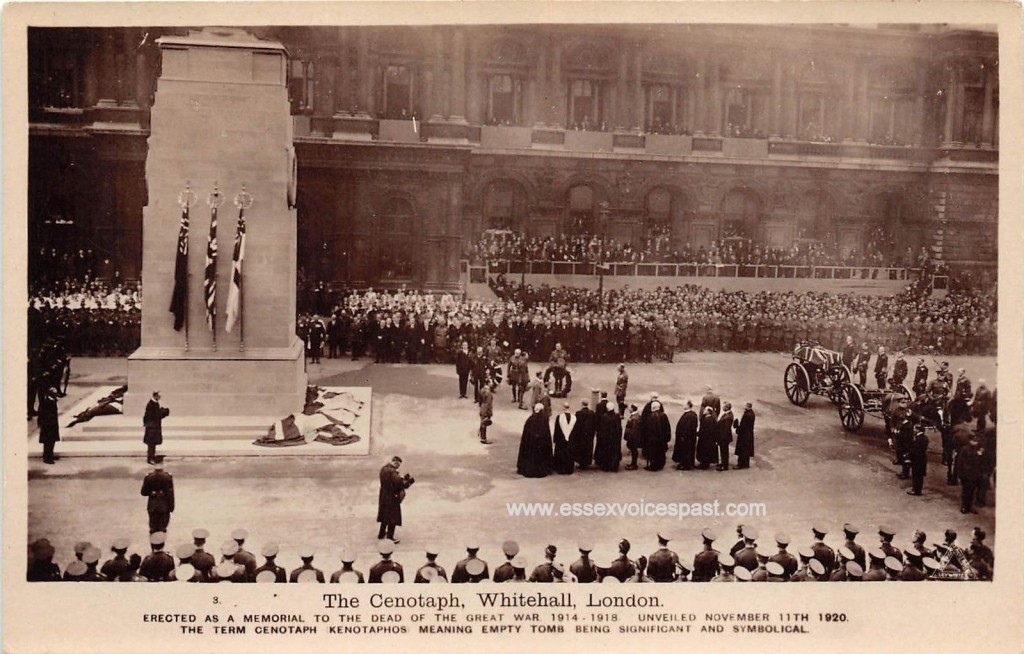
[783, 341, 853, 406]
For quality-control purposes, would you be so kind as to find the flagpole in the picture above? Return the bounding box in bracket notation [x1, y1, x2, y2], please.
[178, 182, 197, 352]
[234, 185, 253, 352]
[207, 184, 222, 351]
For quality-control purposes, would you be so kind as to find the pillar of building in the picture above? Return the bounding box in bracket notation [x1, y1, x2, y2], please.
[769, 57, 782, 137]
[632, 43, 644, 132]
[980, 62, 995, 146]
[430, 30, 447, 121]
[694, 54, 707, 134]
[356, 31, 371, 117]
[450, 29, 468, 123]
[466, 33, 483, 124]
[550, 41, 563, 127]
[615, 48, 629, 130]
[98, 31, 117, 102]
[531, 38, 547, 127]
[708, 56, 721, 135]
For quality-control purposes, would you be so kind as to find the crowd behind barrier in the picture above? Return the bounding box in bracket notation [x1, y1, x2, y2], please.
[27, 521, 995, 583]
[467, 231, 937, 270]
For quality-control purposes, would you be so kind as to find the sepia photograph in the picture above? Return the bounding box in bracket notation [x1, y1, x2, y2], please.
[4, 2, 1023, 653]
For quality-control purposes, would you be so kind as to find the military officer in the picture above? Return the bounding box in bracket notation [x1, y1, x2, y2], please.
[188, 529, 216, 576]
[140, 463, 175, 534]
[862, 549, 888, 581]
[710, 554, 736, 582]
[452, 543, 490, 583]
[913, 357, 929, 396]
[647, 530, 680, 583]
[505, 557, 529, 583]
[789, 547, 816, 582]
[692, 528, 721, 582]
[569, 543, 599, 583]
[598, 539, 637, 583]
[100, 538, 132, 581]
[139, 531, 174, 582]
[492, 540, 520, 583]
[878, 526, 904, 564]
[253, 542, 287, 583]
[414, 545, 448, 583]
[733, 527, 759, 572]
[289, 547, 326, 583]
[842, 524, 866, 570]
[231, 529, 258, 581]
[768, 533, 798, 579]
[810, 524, 836, 574]
[330, 549, 365, 584]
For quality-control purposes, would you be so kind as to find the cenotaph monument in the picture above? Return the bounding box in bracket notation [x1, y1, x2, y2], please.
[125, 28, 306, 417]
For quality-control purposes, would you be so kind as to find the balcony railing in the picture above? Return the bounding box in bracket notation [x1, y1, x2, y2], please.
[484, 260, 929, 281]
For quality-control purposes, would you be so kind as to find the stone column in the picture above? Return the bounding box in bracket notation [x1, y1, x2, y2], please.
[913, 66, 927, 146]
[550, 41, 563, 127]
[941, 63, 954, 145]
[430, 30, 447, 120]
[450, 29, 467, 123]
[708, 56, 722, 135]
[843, 62, 857, 141]
[98, 31, 117, 102]
[120, 29, 139, 105]
[466, 34, 482, 124]
[532, 39, 547, 127]
[82, 33, 99, 107]
[616, 48, 629, 130]
[356, 30, 371, 116]
[632, 43, 644, 131]
[770, 57, 782, 137]
[857, 64, 869, 141]
[981, 62, 995, 146]
[694, 54, 707, 134]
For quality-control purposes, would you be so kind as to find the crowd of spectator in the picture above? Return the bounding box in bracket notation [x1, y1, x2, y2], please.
[29, 277, 141, 357]
[467, 230, 931, 269]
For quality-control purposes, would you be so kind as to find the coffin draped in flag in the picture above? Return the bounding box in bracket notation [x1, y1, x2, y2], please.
[224, 208, 246, 333]
[204, 205, 218, 330]
[168, 207, 189, 331]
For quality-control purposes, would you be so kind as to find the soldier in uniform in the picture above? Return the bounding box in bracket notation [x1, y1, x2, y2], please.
[100, 538, 132, 581]
[139, 531, 174, 582]
[253, 542, 287, 583]
[646, 530, 680, 583]
[290, 549, 327, 583]
[492, 540, 520, 583]
[789, 547, 815, 582]
[615, 364, 629, 415]
[189, 529, 216, 577]
[913, 357, 929, 396]
[171, 544, 203, 582]
[841, 524, 866, 570]
[809, 524, 836, 574]
[733, 527, 759, 572]
[231, 529, 258, 581]
[37, 384, 60, 464]
[505, 557, 529, 583]
[368, 540, 405, 583]
[140, 463, 175, 534]
[80, 548, 107, 581]
[414, 545, 448, 583]
[891, 352, 908, 389]
[479, 383, 495, 445]
[853, 343, 870, 386]
[769, 533, 798, 579]
[598, 539, 637, 583]
[878, 526, 904, 564]
[569, 543, 599, 583]
[307, 314, 326, 364]
[455, 342, 472, 399]
[210, 541, 247, 583]
[330, 549, 365, 583]
[27, 539, 61, 582]
[807, 559, 828, 581]
[910, 530, 933, 560]
[528, 545, 559, 583]
[710, 554, 736, 582]
[898, 549, 927, 581]
[507, 349, 529, 408]
[908, 424, 929, 495]
[874, 346, 889, 390]
[691, 529, 721, 583]
[452, 543, 490, 583]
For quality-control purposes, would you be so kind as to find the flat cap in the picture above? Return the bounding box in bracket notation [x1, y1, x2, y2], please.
[465, 541, 480, 551]
[774, 532, 790, 547]
[904, 547, 923, 561]
[192, 528, 210, 541]
[502, 540, 520, 557]
[261, 542, 280, 557]
[922, 558, 942, 572]
[33, 540, 55, 559]
[74, 541, 93, 555]
[884, 557, 903, 574]
[175, 543, 196, 560]
[878, 525, 896, 538]
[381, 570, 402, 584]
[297, 569, 320, 583]
[419, 566, 437, 581]
[255, 570, 278, 583]
[602, 575, 621, 583]
[174, 564, 195, 582]
[734, 566, 752, 581]
[657, 528, 674, 542]
[766, 562, 784, 576]
[701, 528, 718, 542]
[797, 547, 816, 560]
[846, 562, 864, 578]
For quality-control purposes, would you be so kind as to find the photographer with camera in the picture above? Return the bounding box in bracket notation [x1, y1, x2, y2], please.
[377, 456, 415, 543]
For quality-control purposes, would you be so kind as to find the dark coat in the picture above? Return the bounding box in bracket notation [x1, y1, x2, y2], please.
[455, 350, 472, 376]
[376, 463, 406, 526]
[517, 412, 553, 478]
[37, 392, 60, 444]
[569, 407, 597, 467]
[642, 412, 671, 456]
[672, 410, 698, 466]
[734, 409, 755, 458]
[140, 469, 175, 513]
[716, 411, 734, 445]
[143, 399, 169, 446]
[552, 413, 576, 475]
[594, 410, 623, 471]
[697, 413, 718, 465]
[909, 432, 928, 474]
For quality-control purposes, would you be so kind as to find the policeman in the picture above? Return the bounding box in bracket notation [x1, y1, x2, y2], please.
[139, 531, 174, 582]
[841, 524, 866, 570]
[768, 533, 798, 579]
[452, 543, 490, 583]
[330, 549, 365, 583]
[289, 547, 326, 583]
[913, 357, 929, 396]
[599, 539, 637, 583]
[647, 530, 679, 583]
[492, 540, 521, 583]
[231, 529, 258, 581]
[692, 528, 721, 582]
[878, 526, 904, 564]
[253, 542, 287, 583]
[710, 554, 736, 582]
[569, 543, 599, 583]
[414, 545, 448, 583]
[140, 463, 175, 534]
[810, 524, 836, 574]
[190, 529, 216, 576]
[100, 538, 132, 581]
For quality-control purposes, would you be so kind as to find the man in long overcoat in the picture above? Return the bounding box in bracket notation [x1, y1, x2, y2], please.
[143, 390, 170, 464]
[377, 456, 410, 541]
[734, 402, 756, 469]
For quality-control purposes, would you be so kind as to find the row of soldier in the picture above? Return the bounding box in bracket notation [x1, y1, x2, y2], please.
[28, 522, 993, 583]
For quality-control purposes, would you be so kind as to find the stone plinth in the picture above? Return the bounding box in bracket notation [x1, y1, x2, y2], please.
[126, 28, 305, 417]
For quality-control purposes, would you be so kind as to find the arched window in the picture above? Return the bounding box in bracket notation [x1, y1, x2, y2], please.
[383, 65, 413, 119]
[482, 180, 527, 231]
[720, 188, 761, 239]
[377, 198, 415, 280]
[644, 187, 673, 240]
[796, 190, 833, 240]
[566, 184, 595, 235]
[488, 74, 522, 125]
[568, 80, 603, 129]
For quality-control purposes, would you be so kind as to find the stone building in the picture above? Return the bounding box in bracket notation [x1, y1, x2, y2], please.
[28, 24, 998, 290]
